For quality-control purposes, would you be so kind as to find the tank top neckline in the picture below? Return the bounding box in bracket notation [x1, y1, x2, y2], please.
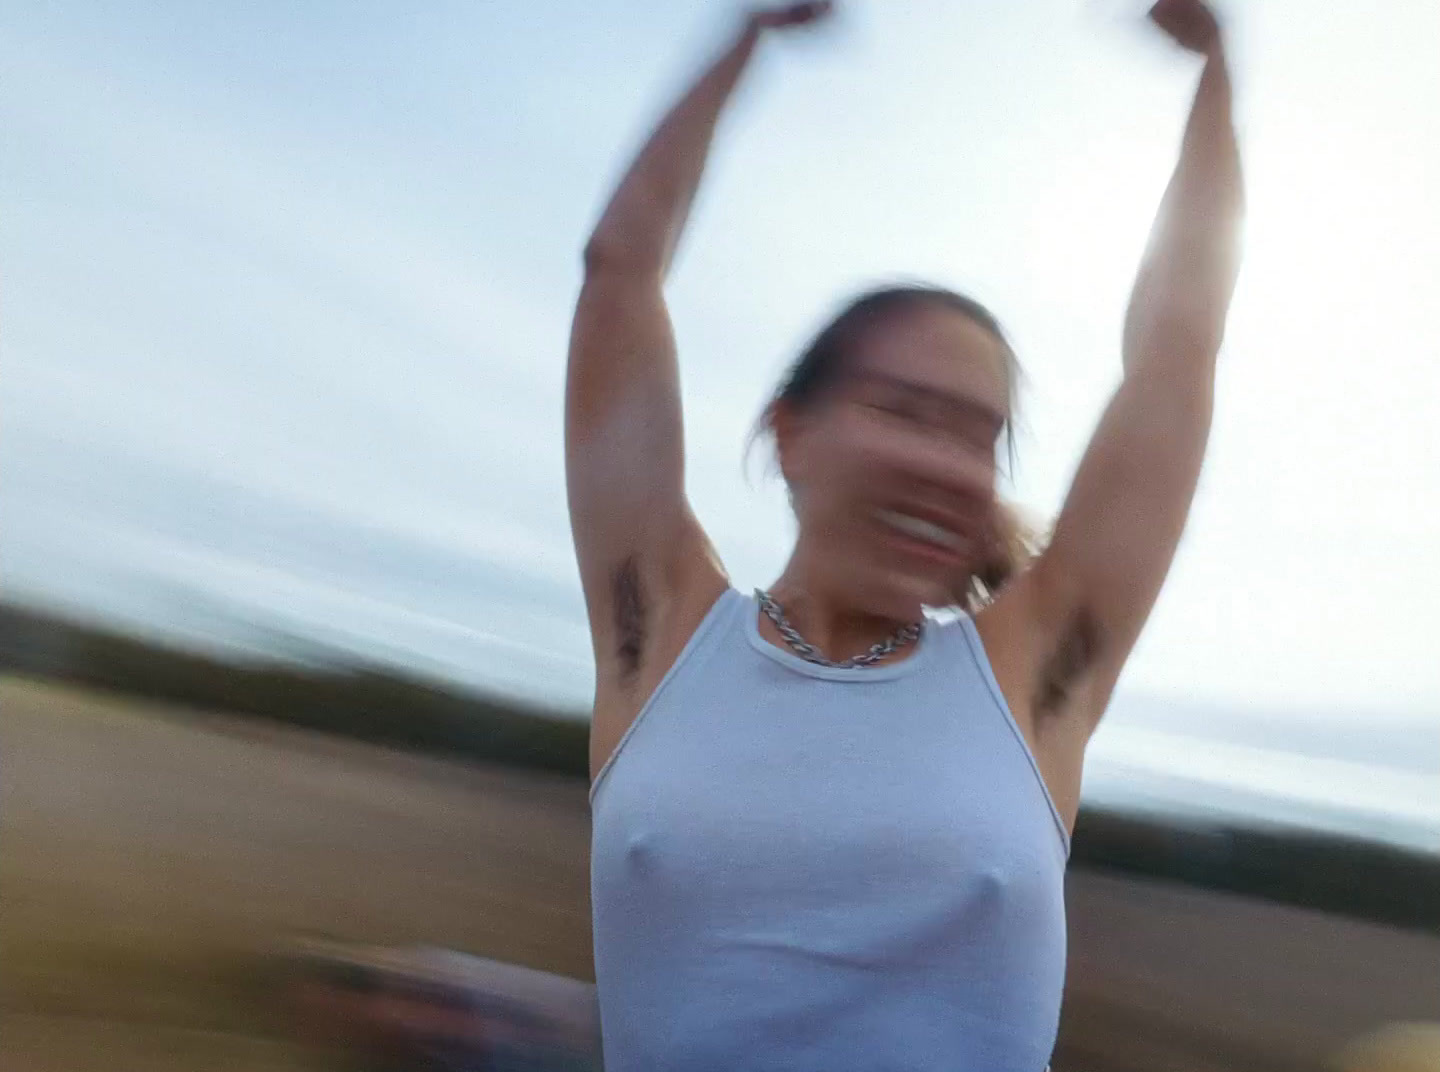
[742, 588, 939, 683]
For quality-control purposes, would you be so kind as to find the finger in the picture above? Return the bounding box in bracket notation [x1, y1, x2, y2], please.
[794, 0, 835, 20]
[757, 1, 833, 29]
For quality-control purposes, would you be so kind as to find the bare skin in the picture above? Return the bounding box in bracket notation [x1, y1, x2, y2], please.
[566, 0, 1243, 832]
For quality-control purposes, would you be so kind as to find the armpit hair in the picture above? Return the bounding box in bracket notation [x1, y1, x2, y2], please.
[1033, 608, 1101, 718]
[612, 555, 646, 679]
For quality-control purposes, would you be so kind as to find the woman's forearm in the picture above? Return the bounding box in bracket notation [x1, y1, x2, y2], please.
[1124, 42, 1245, 372]
[584, 21, 765, 279]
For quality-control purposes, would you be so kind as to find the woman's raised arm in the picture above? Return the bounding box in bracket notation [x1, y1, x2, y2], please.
[566, 4, 831, 719]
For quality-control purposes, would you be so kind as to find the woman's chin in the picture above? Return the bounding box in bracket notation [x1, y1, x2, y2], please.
[852, 567, 949, 621]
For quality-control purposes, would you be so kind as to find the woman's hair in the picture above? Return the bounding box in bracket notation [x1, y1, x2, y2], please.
[752, 283, 1044, 611]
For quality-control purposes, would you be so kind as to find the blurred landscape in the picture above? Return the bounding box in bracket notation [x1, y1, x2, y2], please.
[3, 601, 1439, 1071]
[4, 2, 1439, 1068]
[0, 676, 593, 1072]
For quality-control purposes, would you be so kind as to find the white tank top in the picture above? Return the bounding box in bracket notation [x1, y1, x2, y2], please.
[590, 587, 1070, 1072]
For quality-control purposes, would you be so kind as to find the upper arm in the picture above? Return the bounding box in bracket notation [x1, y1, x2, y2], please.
[977, 39, 1240, 818]
[1010, 49, 1240, 731]
[1028, 340, 1216, 722]
[565, 264, 722, 682]
[976, 340, 1214, 829]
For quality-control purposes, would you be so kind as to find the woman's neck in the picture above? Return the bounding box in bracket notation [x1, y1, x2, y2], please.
[764, 555, 919, 665]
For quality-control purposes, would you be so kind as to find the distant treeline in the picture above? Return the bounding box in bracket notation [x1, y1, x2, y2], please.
[0, 601, 588, 777]
[2, 600, 1437, 936]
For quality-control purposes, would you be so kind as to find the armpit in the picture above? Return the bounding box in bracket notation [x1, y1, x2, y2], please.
[1033, 608, 1101, 718]
[612, 555, 647, 679]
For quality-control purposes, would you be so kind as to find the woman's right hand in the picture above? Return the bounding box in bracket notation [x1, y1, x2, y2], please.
[747, 1, 835, 35]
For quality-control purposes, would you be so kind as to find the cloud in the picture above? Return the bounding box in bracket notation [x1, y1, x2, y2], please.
[4, 0, 1439, 726]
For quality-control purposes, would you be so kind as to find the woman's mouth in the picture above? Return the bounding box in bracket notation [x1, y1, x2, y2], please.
[873, 508, 967, 562]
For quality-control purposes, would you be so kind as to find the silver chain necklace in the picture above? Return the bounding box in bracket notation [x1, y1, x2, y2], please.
[754, 589, 923, 669]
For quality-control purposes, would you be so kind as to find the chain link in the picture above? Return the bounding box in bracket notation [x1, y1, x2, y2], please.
[754, 589, 922, 669]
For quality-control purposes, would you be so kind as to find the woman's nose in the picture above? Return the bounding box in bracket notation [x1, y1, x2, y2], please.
[905, 444, 993, 500]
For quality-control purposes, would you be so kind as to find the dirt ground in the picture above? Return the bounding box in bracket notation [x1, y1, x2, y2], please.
[3, 674, 1438, 1072]
[0, 676, 593, 1071]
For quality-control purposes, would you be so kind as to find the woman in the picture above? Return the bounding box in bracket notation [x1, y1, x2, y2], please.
[567, 1, 1243, 1068]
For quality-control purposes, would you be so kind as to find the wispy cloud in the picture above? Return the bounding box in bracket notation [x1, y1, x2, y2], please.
[3, 0, 1438, 722]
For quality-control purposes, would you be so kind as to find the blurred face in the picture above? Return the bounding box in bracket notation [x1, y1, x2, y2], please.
[776, 304, 1011, 618]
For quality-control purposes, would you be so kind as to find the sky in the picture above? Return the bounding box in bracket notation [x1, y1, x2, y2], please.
[3, 1, 1438, 836]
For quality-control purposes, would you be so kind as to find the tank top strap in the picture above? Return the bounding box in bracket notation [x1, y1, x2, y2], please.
[589, 587, 747, 805]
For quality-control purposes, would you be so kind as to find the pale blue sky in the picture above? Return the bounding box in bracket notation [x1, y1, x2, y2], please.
[4, 0, 1438, 753]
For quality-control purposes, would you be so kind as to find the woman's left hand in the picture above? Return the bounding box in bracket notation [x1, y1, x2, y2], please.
[1148, 0, 1222, 55]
